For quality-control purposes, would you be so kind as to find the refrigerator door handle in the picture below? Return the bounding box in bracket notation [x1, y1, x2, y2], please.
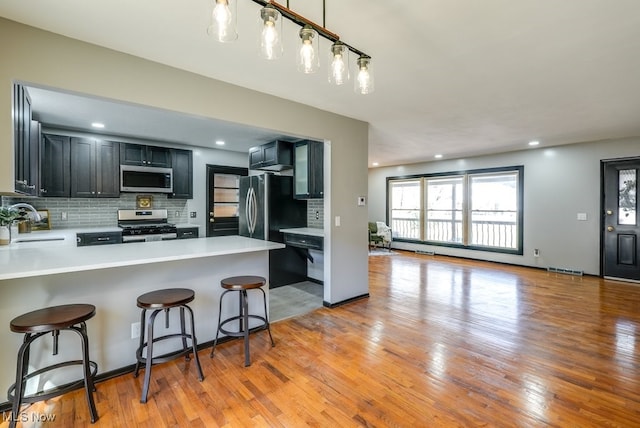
[245, 186, 253, 236]
[246, 186, 257, 236]
[249, 187, 258, 236]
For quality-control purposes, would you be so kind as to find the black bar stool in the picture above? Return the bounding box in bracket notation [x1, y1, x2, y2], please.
[134, 288, 204, 403]
[210, 275, 275, 366]
[8, 304, 99, 428]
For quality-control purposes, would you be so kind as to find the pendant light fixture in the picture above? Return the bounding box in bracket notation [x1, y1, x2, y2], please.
[208, 0, 237, 42]
[297, 25, 319, 74]
[355, 55, 374, 95]
[328, 41, 349, 85]
[259, 5, 283, 60]
[209, 0, 375, 94]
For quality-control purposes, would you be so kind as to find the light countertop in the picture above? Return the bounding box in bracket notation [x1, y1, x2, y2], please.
[279, 227, 324, 237]
[0, 235, 284, 281]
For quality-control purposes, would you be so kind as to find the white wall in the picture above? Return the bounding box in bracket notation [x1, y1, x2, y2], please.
[369, 138, 640, 275]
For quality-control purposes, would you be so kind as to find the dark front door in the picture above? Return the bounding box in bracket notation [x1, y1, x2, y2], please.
[206, 165, 247, 237]
[602, 158, 640, 281]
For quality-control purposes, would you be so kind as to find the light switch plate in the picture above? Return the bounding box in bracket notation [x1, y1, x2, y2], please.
[335, 216, 341, 227]
[577, 213, 587, 221]
[357, 196, 366, 206]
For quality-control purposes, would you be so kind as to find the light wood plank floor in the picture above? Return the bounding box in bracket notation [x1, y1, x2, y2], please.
[2, 252, 640, 427]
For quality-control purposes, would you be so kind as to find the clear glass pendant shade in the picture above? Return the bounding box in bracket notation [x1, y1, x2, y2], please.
[328, 42, 349, 85]
[297, 25, 320, 74]
[354, 55, 375, 94]
[208, 0, 237, 42]
[259, 6, 283, 60]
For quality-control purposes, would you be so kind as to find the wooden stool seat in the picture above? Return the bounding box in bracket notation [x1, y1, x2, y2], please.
[221, 275, 267, 291]
[211, 275, 274, 366]
[10, 303, 96, 333]
[134, 288, 203, 403]
[137, 288, 195, 309]
[8, 304, 98, 428]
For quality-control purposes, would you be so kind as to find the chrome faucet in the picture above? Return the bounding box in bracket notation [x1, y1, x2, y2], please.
[9, 203, 41, 222]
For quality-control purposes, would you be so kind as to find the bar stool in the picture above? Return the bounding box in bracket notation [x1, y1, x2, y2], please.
[8, 304, 99, 428]
[210, 275, 275, 367]
[133, 288, 204, 403]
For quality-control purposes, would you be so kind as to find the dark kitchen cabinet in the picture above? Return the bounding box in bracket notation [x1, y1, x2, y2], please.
[294, 140, 324, 199]
[76, 231, 123, 246]
[169, 148, 193, 199]
[120, 143, 171, 167]
[177, 227, 199, 239]
[70, 137, 120, 198]
[13, 85, 39, 195]
[40, 134, 71, 197]
[249, 140, 293, 171]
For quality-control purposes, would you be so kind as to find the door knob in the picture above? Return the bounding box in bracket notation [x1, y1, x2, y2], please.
[607, 226, 615, 232]
[606, 210, 613, 215]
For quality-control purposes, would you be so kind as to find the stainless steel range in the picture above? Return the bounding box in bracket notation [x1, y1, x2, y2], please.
[117, 209, 178, 243]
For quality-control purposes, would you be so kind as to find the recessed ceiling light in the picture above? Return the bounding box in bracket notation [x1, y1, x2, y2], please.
[528, 140, 540, 146]
[372, 162, 379, 166]
[434, 154, 443, 159]
[215, 140, 225, 146]
[91, 122, 105, 129]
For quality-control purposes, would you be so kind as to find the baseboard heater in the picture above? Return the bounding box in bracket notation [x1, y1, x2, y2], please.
[547, 266, 584, 276]
[415, 250, 435, 256]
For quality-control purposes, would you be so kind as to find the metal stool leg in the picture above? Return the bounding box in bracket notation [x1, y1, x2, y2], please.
[140, 309, 160, 403]
[258, 287, 275, 347]
[9, 333, 33, 428]
[179, 306, 190, 361]
[184, 305, 204, 380]
[211, 290, 231, 358]
[74, 322, 98, 423]
[241, 290, 251, 367]
[133, 308, 147, 378]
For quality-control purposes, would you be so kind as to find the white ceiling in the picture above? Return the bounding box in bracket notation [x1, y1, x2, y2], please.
[2, 0, 640, 167]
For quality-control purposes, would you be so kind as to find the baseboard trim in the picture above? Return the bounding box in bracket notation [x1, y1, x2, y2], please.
[323, 293, 370, 308]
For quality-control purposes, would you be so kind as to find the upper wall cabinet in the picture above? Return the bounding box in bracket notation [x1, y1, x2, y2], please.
[13, 85, 39, 196]
[249, 140, 293, 171]
[169, 148, 193, 199]
[70, 137, 120, 198]
[120, 143, 171, 167]
[294, 140, 324, 199]
[40, 133, 71, 197]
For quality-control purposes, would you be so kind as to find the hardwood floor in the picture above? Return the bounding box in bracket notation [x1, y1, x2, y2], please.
[2, 251, 640, 427]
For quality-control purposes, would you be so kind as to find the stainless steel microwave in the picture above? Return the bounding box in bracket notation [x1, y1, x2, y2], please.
[120, 165, 173, 193]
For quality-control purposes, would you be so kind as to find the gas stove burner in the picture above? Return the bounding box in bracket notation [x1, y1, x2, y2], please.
[117, 209, 178, 243]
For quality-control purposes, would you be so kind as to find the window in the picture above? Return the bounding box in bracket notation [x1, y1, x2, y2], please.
[389, 179, 421, 239]
[388, 166, 523, 254]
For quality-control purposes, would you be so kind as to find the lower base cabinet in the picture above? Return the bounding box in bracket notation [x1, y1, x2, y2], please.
[177, 227, 199, 239]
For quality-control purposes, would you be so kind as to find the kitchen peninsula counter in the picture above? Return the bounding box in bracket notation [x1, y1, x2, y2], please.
[0, 236, 284, 398]
[0, 235, 284, 281]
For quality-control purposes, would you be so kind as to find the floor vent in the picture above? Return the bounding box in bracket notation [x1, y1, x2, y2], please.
[415, 250, 435, 256]
[547, 266, 584, 276]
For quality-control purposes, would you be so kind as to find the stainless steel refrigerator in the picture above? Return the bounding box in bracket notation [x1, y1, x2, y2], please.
[239, 174, 307, 287]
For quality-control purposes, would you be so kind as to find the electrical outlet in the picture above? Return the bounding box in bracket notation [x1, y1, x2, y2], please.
[315, 210, 319, 220]
[175, 211, 181, 217]
[190, 212, 197, 218]
[61, 211, 67, 220]
[131, 322, 141, 339]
